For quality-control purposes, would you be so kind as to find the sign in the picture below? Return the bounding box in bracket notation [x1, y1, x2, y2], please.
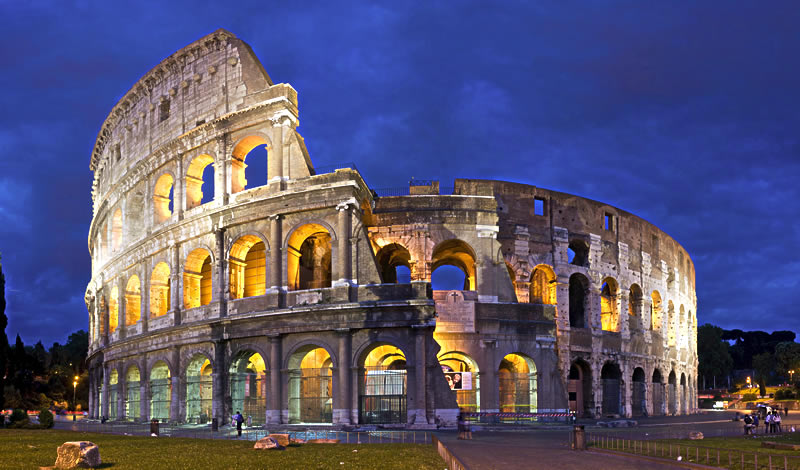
[435, 291, 476, 333]
[444, 371, 472, 390]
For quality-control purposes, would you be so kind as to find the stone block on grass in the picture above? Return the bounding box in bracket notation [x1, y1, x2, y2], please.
[54, 441, 101, 469]
[254, 437, 285, 450]
[267, 433, 290, 446]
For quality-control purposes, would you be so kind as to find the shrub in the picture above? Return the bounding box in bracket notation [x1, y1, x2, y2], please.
[742, 393, 758, 402]
[9, 409, 28, 427]
[38, 409, 54, 429]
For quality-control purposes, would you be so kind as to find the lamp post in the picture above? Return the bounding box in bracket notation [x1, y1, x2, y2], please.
[790, 370, 795, 384]
[73, 376, 79, 421]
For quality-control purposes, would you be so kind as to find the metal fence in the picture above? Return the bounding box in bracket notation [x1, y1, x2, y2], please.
[464, 411, 575, 425]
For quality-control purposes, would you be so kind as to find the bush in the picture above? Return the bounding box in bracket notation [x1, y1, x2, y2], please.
[38, 409, 53, 429]
[9, 409, 28, 428]
[742, 393, 758, 402]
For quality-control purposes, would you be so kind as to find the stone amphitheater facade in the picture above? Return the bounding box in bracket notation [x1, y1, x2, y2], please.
[85, 30, 697, 428]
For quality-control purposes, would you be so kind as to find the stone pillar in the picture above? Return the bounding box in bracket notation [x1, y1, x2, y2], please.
[334, 329, 351, 424]
[170, 244, 181, 326]
[141, 261, 150, 333]
[140, 358, 149, 421]
[412, 326, 429, 424]
[88, 370, 95, 419]
[117, 374, 125, 421]
[335, 203, 352, 286]
[268, 118, 285, 183]
[170, 347, 182, 423]
[212, 341, 227, 426]
[479, 340, 499, 413]
[215, 228, 227, 317]
[267, 335, 282, 424]
[102, 292, 110, 347]
[269, 215, 282, 292]
[102, 365, 110, 420]
[118, 279, 127, 340]
[175, 154, 184, 220]
[214, 135, 228, 205]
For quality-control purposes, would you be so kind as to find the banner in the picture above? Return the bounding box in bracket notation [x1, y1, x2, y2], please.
[444, 371, 472, 390]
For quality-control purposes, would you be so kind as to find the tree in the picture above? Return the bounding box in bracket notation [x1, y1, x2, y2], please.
[775, 342, 800, 382]
[0, 254, 6, 410]
[697, 324, 733, 389]
[752, 352, 774, 397]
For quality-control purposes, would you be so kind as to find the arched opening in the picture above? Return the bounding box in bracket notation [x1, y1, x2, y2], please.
[431, 239, 476, 291]
[568, 360, 592, 417]
[358, 344, 407, 424]
[632, 367, 646, 417]
[600, 278, 619, 332]
[680, 372, 687, 415]
[438, 351, 480, 412]
[568, 239, 589, 266]
[149, 361, 171, 422]
[153, 173, 174, 224]
[185, 154, 215, 209]
[668, 370, 677, 415]
[601, 362, 621, 416]
[569, 274, 589, 328]
[109, 286, 119, 334]
[651, 369, 665, 416]
[99, 222, 108, 259]
[124, 276, 141, 326]
[125, 365, 140, 421]
[498, 353, 537, 414]
[185, 355, 213, 423]
[230, 351, 267, 426]
[111, 208, 123, 252]
[288, 346, 333, 424]
[651, 291, 663, 331]
[287, 224, 331, 291]
[184, 249, 213, 309]
[530, 265, 556, 305]
[628, 284, 643, 332]
[229, 235, 267, 299]
[149, 262, 171, 318]
[108, 369, 119, 420]
[231, 135, 269, 194]
[375, 243, 411, 284]
[667, 301, 676, 346]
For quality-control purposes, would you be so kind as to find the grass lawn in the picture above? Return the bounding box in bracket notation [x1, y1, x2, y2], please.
[0, 429, 446, 470]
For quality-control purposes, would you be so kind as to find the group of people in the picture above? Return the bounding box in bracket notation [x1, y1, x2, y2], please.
[744, 407, 787, 435]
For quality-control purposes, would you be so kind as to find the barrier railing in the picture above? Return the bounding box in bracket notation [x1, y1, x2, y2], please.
[464, 411, 576, 425]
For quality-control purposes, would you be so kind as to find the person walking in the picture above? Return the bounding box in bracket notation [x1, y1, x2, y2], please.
[785, 406, 789, 417]
[765, 412, 773, 434]
[233, 411, 244, 437]
[752, 413, 759, 434]
[775, 411, 782, 433]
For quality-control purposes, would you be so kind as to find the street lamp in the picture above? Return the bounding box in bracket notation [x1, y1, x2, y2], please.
[790, 370, 795, 384]
[73, 376, 79, 421]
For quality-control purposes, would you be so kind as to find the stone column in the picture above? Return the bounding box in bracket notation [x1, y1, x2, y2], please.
[268, 118, 285, 183]
[102, 291, 110, 347]
[212, 341, 227, 427]
[102, 365, 110, 419]
[335, 203, 352, 286]
[88, 370, 95, 419]
[267, 335, 282, 424]
[141, 261, 150, 333]
[269, 215, 282, 292]
[170, 347, 181, 423]
[334, 329, 351, 424]
[175, 154, 184, 220]
[412, 326, 429, 424]
[479, 340, 499, 413]
[215, 228, 227, 317]
[118, 279, 127, 340]
[140, 358, 149, 421]
[117, 373, 126, 421]
[170, 244, 181, 326]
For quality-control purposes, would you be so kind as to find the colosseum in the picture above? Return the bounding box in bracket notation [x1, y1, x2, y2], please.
[84, 29, 698, 428]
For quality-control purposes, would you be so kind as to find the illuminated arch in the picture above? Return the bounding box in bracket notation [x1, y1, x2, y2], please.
[229, 351, 267, 425]
[505, 262, 518, 301]
[153, 173, 174, 224]
[125, 365, 141, 420]
[185, 354, 213, 423]
[111, 208, 123, 252]
[124, 275, 141, 326]
[358, 343, 408, 424]
[149, 361, 171, 421]
[109, 286, 119, 334]
[287, 345, 334, 424]
[600, 277, 619, 332]
[498, 353, 537, 414]
[431, 239, 476, 291]
[231, 135, 270, 194]
[628, 284, 644, 331]
[375, 243, 411, 283]
[185, 154, 215, 209]
[184, 248, 213, 308]
[287, 224, 331, 291]
[651, 291, 663, 331]
[229, 234, 267, 299]
[438, 351, 481, 412]
[530, 264, 556, 305]
[150, 262, 171, 318]
[108, 369, 119, 420]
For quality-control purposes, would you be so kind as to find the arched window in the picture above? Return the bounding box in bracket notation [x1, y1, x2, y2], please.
[231, 136, 269, 194]
[628, 284, 643, 332]
[185, 154, 215, 209]
[125, 365, 141, 420]
[287, 224, 331, 291]
[667, 301, 676, 346]
[431, 239, 476, 291]
[631, 367, 646, 416]
[230, 351, 267, 425]
[652, 369, 664, 416]
[438, 351, 480, 412]
[150, 262, 171, 317]
[568, 274, 588, 328]
[109, 286, 119, 334]
[567, 240, 589, 266]
[288, 346, 333, 424]
[149, 361, 171, 421]
[375, 243, 412, 283]
[229, 235, 267, 298]
[651, 291, 663, 331]
[498, 353, 537, 414]
[530, 265, 556, 305]
[359, 344, 407, 424]
[108, 369, 119, 420]
[600, 362, 621, 415]
[186, 355, 213, 423]
[600, 277, 619, 332]
[111, 208, 123, 252]
[568, 360, 592, 417]
[124, 275, 141, 326]
[153, 173, 174, 224]
[184, 249, 213, 309]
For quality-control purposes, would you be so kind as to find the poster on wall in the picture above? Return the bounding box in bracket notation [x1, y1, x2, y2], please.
[443, 371, 472, 390]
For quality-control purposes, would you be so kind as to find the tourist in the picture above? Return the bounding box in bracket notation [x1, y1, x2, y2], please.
[785, 406, 789, 417]
[233, 411, 244, 437]
[457, 410, 472, 440]
[775, 411, 782, 433]
[752, 413, 759, 434]
[744, 413, 753, 434]
[765, 412, 773, 433]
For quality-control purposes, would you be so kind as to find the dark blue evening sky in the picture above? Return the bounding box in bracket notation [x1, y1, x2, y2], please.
[1, 1, 798, 346]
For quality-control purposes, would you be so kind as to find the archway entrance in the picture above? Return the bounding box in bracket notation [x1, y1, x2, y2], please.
[498, 353, 537, 414]
[288, 347, 333, 424]
[186, 355, 213, 423]
[568, 360, 592, 417]
[652, 369, 664, 416]
[125, 366, 141, 421]
[632, 367, 646, 417]
[230, 351, 267, 425]
[108, 369, 119, 420]
[668, 371, 677, 415]
[601, 362, 621, 416]
[288, 225, 332, 290]
[358, 344, 407, 424]
[150, 361, 171, 421]
[438, 351, 480, 412]
[680, 373, 687, 415]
